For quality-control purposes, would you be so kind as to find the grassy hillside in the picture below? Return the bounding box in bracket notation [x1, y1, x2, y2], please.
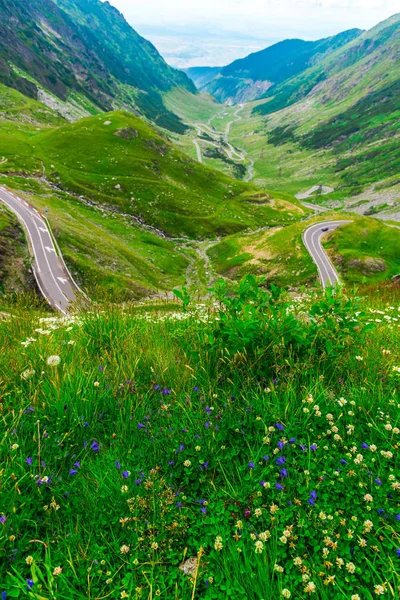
[0, 281, 399, 598]
[1, 111, 305, 239]
[208, 215, 400, 287]
[0, 0, 195, 131]
[0, 204, 33, 295]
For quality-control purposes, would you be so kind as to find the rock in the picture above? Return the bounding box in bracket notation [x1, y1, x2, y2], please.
[347, 257, 387, 273]
[104, 120, 112, 126]
[115, 127, 139, 140]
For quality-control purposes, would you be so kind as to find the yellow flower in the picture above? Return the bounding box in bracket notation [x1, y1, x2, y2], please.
[53, 566, 62, 576]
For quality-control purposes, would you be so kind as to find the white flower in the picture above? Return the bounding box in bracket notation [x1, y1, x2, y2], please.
[120, 545, 130, 554]
[183, 460, 191, 468]
[11, 444, 19, 450]
[254, 540, 263, 553]
[47, 355, 61, 367]
[94, 381, 100, 387]
[53, 566, 62, 576]
[21, 368, 35, 380]
[282, 590, 291, 598]
[355, 356, 363, 361]
[26, 556, 34, 565]
[364, 494, 373, 502]
[214, 536, 223, 551]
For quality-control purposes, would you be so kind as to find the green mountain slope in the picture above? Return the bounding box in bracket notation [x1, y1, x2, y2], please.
[202, 29, 362, 104]
[0, 0, 195, 132]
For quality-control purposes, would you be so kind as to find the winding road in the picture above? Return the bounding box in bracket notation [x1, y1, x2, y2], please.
[0, 186, 82, 313]
[303, 221, 352, 287]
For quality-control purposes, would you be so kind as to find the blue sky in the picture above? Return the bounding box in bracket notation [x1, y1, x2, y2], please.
[106, 0, 400, 66]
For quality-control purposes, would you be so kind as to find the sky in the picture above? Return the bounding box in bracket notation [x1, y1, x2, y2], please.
[105, 0, 400, 67]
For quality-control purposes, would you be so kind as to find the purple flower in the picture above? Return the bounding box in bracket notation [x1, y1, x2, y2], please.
[122, 471, 130, 479]
[193, 386, 199, 392]
[300, 444, 307, 451]
[179, 444, 185, 452]
[98, 366, 104, 372]
[26, 457, 32, 465]
[263, 455, 269, 462]
[26, 580, 34, 590]
[275, 423, 284, 431]
[168, 461, 175, 466]
[289, 438, 296, 444]
[280, 468, 288, 478]
[0, 515, 6, 523]
[203, 461, 209, 468]
[248, 462, 255, 469]
[201, 507, 207, 514]
[276, 456, 286, 466]
[375, 478, 382, 485]
[205, 422, 210, 429]
[361, 443, 369, 449]
[138, 423, 145, 429]
[377, 509, 385, 515]
[397, 548, 400, 558]
[310, 444, 317, 451]
[2, 591, 6, 599]
[340, 459, 347, 465]
[135, 478, 142, 486]
[276, 483, 284, 490]
[307, 498, 315, 506]
[395, 514, 400, 521]
[69, 469, 78, 476]
[310, 490, 317, 500]
[260, 480, 266, 487]
[116, 461, 121, 470]
[277, 441, 285, 450]
[91, 441, 99, 452]
[162, 388, 171, 395]
[74, 461, 80, 469]
[205, 406, 211, 414]
[176, 502, 182, 508]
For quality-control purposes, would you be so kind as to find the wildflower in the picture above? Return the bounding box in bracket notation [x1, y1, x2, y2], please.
[26, 580, 34, 590]
[351, 595, 361, 600]
[25, 457, 32, 465]
[214, 536, 223, 551]
[355, 356, 363, 361]
[21, 368, 35, 380]
[183, 460, 191, 467]
[122, 471, 130, 479]
[254, 540, 263, 553]
[69, 469, 78, 476]
[274, 564, 284, 573]
[275, 423, 285, 431]
[364, 494, 373, 502]
[270, 504, 279, 514]
[281, 590, 291, 599]
[47, 355, 60, 366]
[293, 557, 303, 566]
[363, 520, 373, 532]
[121, 592, 129, 599]
[11, 444, 19, 450]
[236, 520, 243, 529]
[91, 441, 99, 452]
[121, 485, 128, 493]
[346, 562, 356, 573]
[254, 508, 262, 518]
[26, 556, 34, 565]
[120, 545, 130, 554]
[53, 566, 62, 576]
[248, 461, 255, 469]
[374, 584, 386, 595]
[151, 542, 158, 550]
[259, 530, 271, 541]
[304, 582, 316, 594]
[94, 382, 100, 387]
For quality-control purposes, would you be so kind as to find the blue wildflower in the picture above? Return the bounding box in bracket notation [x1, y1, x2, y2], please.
[25, 457, 32, 465]
[375, 478, 382, 485]
[69, 469, 78, 476]
[116, 461, 121, 470]
[275, 423, 284, 431]
[289, 438, 296, 443]
[91, 441, 99, 452]
[263, 455, 269, 461]
[135, 478, 142, 486]
[138, 423, 145, 429]
[276, 483, 284, 490]
[276, 456, 286, 466]
[248, 462, 255, 469]
[168, 461, 175, 466]
[310, 444, 317, 451]
[0, 515, 6, 523]
[277, 441, 285, 450]
[280, 468, 288, 478]
[2, 591, 6, 599]
[300, 444, 307, 451]
[26, 580, 34, 590]
[395, 514, 400, 521]
[340, 459, 347, 465]
[396, 548, 400, 558]
[361, 443, 369, 449]
[122, 471, 130, 479]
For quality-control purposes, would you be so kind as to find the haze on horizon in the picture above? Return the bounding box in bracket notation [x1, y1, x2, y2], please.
[105, 0, 399, 67]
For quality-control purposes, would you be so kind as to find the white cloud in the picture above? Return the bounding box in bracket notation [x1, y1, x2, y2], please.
[105, 0, 399, 65]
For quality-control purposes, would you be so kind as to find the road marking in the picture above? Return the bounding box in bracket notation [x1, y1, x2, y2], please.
[45, 246, 56, 254]
[57, 277, 68, 284]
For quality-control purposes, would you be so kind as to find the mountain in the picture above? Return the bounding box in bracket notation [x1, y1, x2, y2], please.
[201, 29, 363, 104]
[0, 0, 195, 132]
[253, 14, 400, 194]
[183, 66, 222, 89]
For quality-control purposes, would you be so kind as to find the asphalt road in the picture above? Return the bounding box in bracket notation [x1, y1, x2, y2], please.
[303, 221, 352, 287]
[0, 186, 79, 313]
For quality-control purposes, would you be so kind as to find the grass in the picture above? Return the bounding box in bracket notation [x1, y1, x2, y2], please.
[208, 215, 400, 288]
[0, 204, 32, 295]
[0, 278, 399, 599]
